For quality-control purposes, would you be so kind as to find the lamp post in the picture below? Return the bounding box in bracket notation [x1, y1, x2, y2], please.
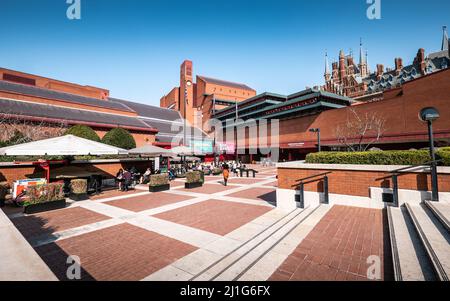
[184, 80, 192, 147]
[419, 107, 440, 202]
[235, 101, 239, 163]
[309, 128, 321, 152]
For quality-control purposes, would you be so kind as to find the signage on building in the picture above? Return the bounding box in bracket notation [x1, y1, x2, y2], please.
[216, 142, 236, 154]
[191, 140, 214, 154]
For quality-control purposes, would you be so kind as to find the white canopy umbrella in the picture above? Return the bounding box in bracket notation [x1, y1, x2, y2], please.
[128, 144, 174, 157]
[171, 146, 195, 156]
[0, 135, 128, 156]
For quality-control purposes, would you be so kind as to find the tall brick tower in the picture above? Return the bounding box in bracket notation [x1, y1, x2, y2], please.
[339, 50, 346, 82]
[180, 60, 195, 125]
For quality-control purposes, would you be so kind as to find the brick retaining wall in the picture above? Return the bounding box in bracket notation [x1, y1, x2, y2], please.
[277, 163, 450, 198]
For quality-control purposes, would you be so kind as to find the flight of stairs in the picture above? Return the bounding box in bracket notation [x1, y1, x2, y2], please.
[388, 200, 450, 281]
[189, 205, 328, 281]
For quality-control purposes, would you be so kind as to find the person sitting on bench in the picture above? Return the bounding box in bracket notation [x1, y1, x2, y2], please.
[122, 169, 133, 191]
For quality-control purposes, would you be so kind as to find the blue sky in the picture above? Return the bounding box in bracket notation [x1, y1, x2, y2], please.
[0, 0, 449, 106]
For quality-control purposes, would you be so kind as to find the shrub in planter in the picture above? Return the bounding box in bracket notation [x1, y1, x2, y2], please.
[185, 171, 203, 189]
[305, 150, 432, 166]
[149, 173, 170, 192]
[24, 183, 66, 214]
[186, 171, 202, 183]
[437, 149, 450, 166]
[212, 168, 222, 175]
[70, 179, 88, 200]
[0, 181, 10, 207]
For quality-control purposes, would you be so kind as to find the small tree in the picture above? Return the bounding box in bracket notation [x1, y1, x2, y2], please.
[102, 128, 136, 150]
[65, 125, 101, 142]
[335, 108, 386, 152]
[0, 113, 67, 144]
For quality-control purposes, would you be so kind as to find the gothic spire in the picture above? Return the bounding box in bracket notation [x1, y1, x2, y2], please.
[365, 50, 370, 74]
[325, 51, 330, 76]
[359, 38, 365, 65]
[442, 26, 449, 51]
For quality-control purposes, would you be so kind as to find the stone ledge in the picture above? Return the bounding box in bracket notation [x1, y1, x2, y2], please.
[0, 210, 57, 281]
[277, 161, 450, 174]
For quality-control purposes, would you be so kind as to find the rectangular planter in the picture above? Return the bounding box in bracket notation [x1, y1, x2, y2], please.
[70, 194, 88, 201]
[23, 199, 67, 214]
[185, 182, 203, 189]
[149, 184, 170, 192]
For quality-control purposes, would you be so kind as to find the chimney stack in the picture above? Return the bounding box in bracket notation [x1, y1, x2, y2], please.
[395, 58, 403, 75]
[376, 64, 384, 80]
[414, 48, 426, 75]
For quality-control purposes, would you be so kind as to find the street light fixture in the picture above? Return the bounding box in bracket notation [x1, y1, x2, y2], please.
[309, 128, 321, 152]
[419, 107, 440, 202]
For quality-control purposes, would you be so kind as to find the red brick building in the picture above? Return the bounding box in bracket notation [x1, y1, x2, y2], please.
[160, 60, 257, 130]
[323, 27, 450, 100]
[0, 68, 208, 148]
[214, 68, 450, 162]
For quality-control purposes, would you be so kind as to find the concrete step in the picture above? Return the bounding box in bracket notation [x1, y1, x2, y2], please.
[425, 201, 450, 233]
[238, 204, 332, 281]
[405, 203, 450, 281]
[387, 206, 436, 281]
[191, 205, 321, 281]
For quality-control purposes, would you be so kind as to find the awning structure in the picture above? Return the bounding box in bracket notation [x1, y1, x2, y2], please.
[0, 135, 128, 156]
[128, 144, 175, 157]
[171, 146, 196, 156]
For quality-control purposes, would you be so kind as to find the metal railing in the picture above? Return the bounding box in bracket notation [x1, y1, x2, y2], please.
[292, 172, 332, 208]
[377, 160, 442, 207]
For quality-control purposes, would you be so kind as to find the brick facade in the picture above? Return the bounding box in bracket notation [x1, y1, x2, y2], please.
[278, 167, 450, 197]
[0, 160, 152, 185]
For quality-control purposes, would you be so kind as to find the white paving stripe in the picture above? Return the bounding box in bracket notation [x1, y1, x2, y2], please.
[140, 209, 288, 280]
[127, 215, 222, 248]
[30, 218, 125, 248]
[238, 205, 331, 281]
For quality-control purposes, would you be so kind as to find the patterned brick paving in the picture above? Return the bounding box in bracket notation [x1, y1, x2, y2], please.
[180, 183, 237, 194]
[153, 199, 273, 235]
[226, 178, 267, 185]
[88, 189, 138, 201]
[35, 223, 197, 281]
[105, 192, 192, 212]
[269, 205, 393, 281]
[12, 207, 110, 240]
[265, 180, 278, 187]
[228, 187, 276, 203]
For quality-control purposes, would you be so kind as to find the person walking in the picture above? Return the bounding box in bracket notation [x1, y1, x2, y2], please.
[222, 163, 230, 186]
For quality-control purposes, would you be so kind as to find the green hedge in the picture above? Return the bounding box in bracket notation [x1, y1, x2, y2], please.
[102, 128, 136, 150]
[438, 148, 450, 166]
[65, 125, 101, 142]
[305, 150, 434, 166]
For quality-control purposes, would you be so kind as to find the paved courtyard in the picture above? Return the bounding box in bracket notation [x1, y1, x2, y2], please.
[3, 165, 392, 281]
[5, 166, 279, 281]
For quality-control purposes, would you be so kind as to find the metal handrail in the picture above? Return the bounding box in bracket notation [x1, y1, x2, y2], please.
[378, 159, 442, 206]
[293, 172, 331, 208]
[295, 172, 332, 184]
[387, 159, 442, 175]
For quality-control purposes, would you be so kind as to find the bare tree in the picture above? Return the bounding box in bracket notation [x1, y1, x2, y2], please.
[335, 108, 386, 152]
[0, 113, 68, 145]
